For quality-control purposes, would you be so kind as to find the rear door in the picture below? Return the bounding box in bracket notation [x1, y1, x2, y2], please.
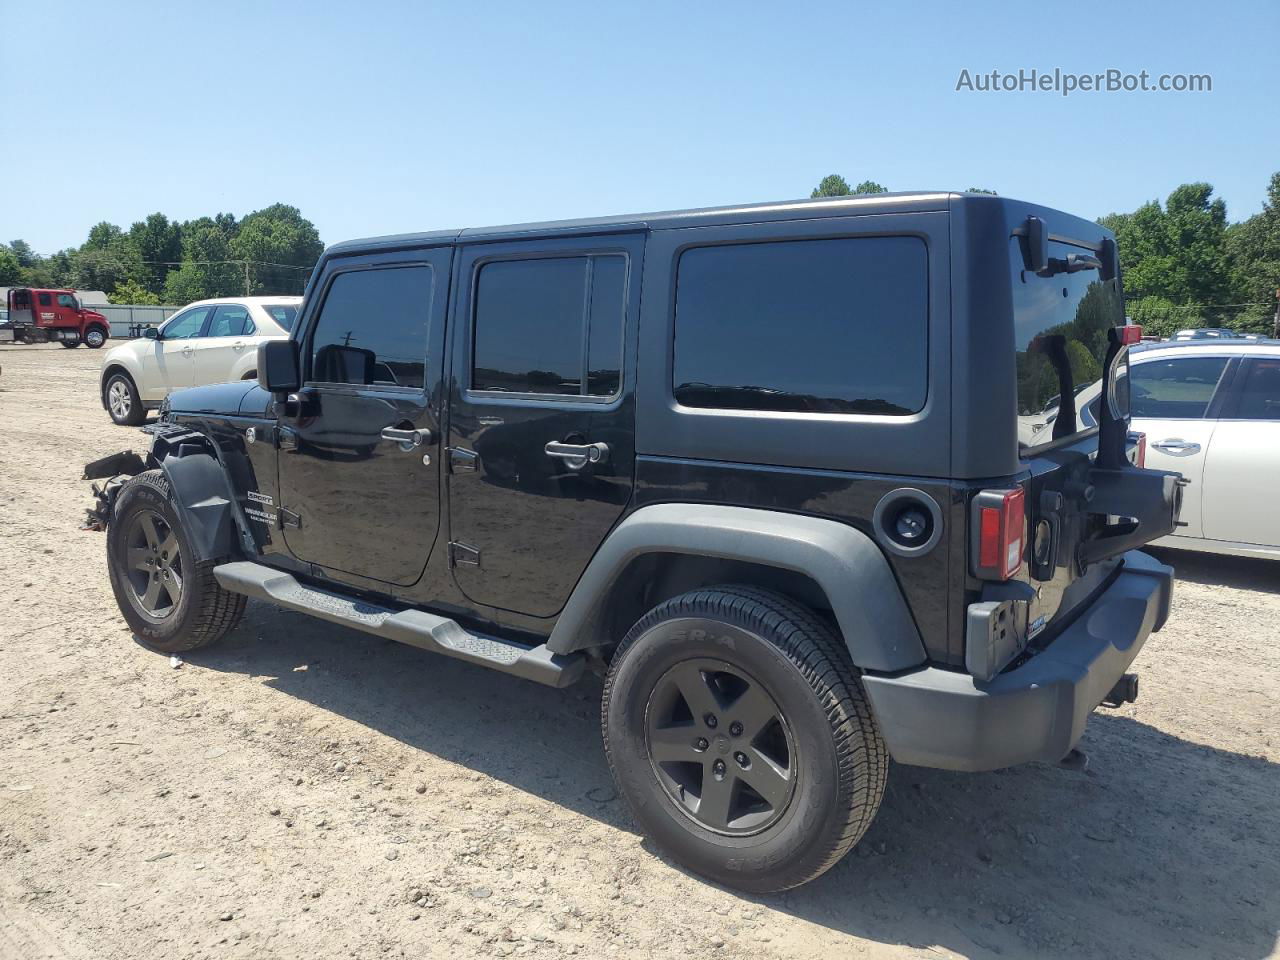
[276, 248, 450, 587]
[192, 303, 255, 384]
[138, 305, 210, 401]
[1201, 356, 1280, 548]
[446, 234, 641, 618]
[1128, 353, 1233, 538]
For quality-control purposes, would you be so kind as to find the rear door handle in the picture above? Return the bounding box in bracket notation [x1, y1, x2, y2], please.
[381, 427, 432, 449]
[544, 440, 609, 470]
[1151, 438, 1201, 456]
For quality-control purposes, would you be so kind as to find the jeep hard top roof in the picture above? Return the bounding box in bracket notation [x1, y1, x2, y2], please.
[324, 191, 1046, 257]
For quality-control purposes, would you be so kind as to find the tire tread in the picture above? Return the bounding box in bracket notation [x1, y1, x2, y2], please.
[602, 584, 888, 891]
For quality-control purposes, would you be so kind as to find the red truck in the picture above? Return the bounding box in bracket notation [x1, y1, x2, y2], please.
[1, 288, 111, 348]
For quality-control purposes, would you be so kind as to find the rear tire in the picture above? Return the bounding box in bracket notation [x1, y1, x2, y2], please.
[106, 471, 246, 653]
[602, 585, 887, 893]
[60, 338, 80, 349]
[104, 372, 145, 426]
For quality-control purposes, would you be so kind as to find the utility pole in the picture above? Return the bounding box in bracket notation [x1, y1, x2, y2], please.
[243, 260, 251, 296]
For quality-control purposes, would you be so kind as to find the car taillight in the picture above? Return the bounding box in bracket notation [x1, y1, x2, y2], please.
[1133, 432, 1147, 468]
[1118, 323, 1143, 345]
[973, 488, 1025, 581]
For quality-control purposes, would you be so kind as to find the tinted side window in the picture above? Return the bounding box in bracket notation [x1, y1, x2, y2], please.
[1129, 356, 1229, 419]
[38, 293, 52, 307]
[207, 304, 253, 337]
[162, 306, 212, 339]
[472, 255, 625, 397]
[673, 237, 928, 415]
[309, 266, 432, 389]
[1233, 358, 1280, 420]
[57, 293, 78, 308]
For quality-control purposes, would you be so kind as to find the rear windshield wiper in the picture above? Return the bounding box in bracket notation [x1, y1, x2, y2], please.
[1037, 252, 1102, 277]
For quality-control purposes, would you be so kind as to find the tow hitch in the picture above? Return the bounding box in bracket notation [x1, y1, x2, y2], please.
[1101, 672, 1140, 708]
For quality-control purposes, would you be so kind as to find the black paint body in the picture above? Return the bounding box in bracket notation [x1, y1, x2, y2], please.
[160, 193, 1128, 670]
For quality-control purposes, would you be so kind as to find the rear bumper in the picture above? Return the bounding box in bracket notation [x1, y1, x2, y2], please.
[863, 550, 1173, 772]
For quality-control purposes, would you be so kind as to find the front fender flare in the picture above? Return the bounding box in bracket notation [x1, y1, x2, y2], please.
[156, 448, 241, 563]
[546, 503, 927, 673]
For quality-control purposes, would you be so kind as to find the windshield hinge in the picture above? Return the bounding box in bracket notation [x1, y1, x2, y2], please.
[449, 541, 481, 568]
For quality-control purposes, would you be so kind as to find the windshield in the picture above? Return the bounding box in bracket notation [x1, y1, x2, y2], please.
[262, 303, 299, 332]
[1013, 236, 1124, 451]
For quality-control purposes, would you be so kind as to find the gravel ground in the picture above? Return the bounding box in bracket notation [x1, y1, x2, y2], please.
[1, 343, 1278, 960]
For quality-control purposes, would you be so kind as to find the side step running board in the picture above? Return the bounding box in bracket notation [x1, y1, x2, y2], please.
[213, 561, 585, 688]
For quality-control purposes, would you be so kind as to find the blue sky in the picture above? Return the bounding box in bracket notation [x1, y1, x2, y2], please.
[4, 0, 1277, 254]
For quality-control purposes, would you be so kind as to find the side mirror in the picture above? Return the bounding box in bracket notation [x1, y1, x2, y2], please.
[144, 327, 160, 340]
[259, 339, 300, 395]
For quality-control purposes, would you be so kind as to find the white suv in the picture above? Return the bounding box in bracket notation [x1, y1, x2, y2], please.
[100, 297, 302, 425]
[1031, 339, 1280, 561]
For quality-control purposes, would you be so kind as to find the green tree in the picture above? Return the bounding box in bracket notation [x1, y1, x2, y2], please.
[128, 213, 183, 295]
[811, 176, 888, 198]
[6, 239, 36, 268]
[163, 263, 213, 305]
[1099, 182, 1230, 306]
[0, 247, 23, 285]
[1225, 171, 1280, 335]
[230, 203, 322, 294]
[179, 215, 242, 298]
[109, 279, 162, 305]
[811, 174, 852, 197]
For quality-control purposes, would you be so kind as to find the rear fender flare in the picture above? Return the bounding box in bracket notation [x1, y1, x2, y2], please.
[546, 503, 927, 672]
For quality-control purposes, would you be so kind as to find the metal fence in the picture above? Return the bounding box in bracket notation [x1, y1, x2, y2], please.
[98, 304, 181, 338]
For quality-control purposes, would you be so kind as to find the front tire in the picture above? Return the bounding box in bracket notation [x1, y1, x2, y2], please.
[106, 471, 246, 653]
[104, 372, 145, 426]
[602, 586, 887, 893]
[84, 327, 108, 348]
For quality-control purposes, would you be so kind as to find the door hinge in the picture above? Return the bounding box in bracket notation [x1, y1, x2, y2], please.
[447, 447, 479, 473]
[278, 507, 302, 529]
[448, 541, 481, 567]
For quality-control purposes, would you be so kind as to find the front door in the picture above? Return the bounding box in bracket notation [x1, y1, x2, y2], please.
[446, 234, 641, 618]
[1128, 353, 1233, 538]
[139, 305, 210, 401]
[54, 292, 82, 333]
[1202, 356, 1280, 547]
[276, 249, 451, 587]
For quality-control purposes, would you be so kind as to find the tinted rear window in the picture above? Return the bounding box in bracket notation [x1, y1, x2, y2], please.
[1013, 237, 1124, 447]
[472, 255, 626, 397]
[673, 237, 928, 415]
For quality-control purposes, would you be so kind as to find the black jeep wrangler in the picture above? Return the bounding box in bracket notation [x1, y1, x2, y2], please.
[88, 192, 1183, 892]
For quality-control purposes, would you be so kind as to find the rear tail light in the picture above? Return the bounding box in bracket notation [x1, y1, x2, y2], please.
[1133, 432, 1147, 468]
[973, 488, 1025, 580]
[1117, 324, 1143, 345]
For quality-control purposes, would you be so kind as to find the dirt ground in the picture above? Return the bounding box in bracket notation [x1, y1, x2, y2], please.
[1, 343, 1277, 960]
